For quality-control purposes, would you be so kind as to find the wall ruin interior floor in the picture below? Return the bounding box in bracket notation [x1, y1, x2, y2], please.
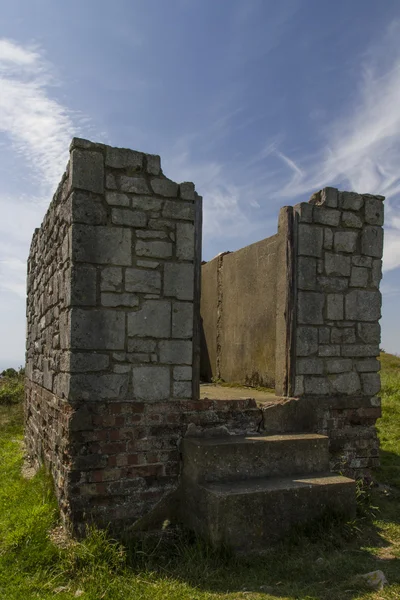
[200, 383, 277, 403]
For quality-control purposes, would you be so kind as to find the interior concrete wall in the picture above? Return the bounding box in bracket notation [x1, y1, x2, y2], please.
[201, 234, 280, 388]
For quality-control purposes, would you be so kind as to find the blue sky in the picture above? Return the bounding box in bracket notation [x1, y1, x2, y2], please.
[1, 0, 400, 370]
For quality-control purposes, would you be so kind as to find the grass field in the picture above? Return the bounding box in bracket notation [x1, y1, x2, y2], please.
[0, 356, 399, 600]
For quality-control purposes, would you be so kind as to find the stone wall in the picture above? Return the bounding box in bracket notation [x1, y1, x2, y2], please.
[25, 137, 203, 532]
[200, 234, 283, 388]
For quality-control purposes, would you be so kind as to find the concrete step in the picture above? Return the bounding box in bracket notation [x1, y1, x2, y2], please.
[182, 433, 330, 483]
[181, 472, 356, 552]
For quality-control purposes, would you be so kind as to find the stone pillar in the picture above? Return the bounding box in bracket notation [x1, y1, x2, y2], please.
[25, 138, 202, 532]
[291, 188, 384, 475]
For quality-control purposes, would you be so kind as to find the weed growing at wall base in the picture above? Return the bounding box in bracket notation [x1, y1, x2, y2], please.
[0, 353, 399, 599]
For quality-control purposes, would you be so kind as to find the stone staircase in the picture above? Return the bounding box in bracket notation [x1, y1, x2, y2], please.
[180, 433, 356, 552]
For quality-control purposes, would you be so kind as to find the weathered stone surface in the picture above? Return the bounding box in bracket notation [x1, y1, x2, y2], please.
[294, 202, 313, 223]
[317, 276, 348, 292]
[304, 376, 331, 395]
[325, 253, 351, 276]
[162, 200, 195, 221]
[173, 381, 192, 398]
[361, 373, 381, 395]
[71, 192, 107, 225]
[352, 255, 372, 267]
[125, 268, 161, 293]
[127, 338, 157, 353]
[62, 352, 110, 372]
[365, 197, 384, 225]
[318, 345, 340, 357]
[106, 173, 118, 190]
[179, 182, 195, 200]
[298, 257, 317, 290]
[342, 211, 362, 228]
[71, 309, 125, 349]
[174, 366, 192, 381]
[135, 240, 172, 258]
[132, 366, 170, 401]
[120, 175, 150, 194]
[350, 267, 369, 288]
[105, 146, 143, 170]
[105, 192, 129, 206]
[372, 259, 382, 287]
[101, 293, 139, 307]
[297, 358, 324, 375]
[136, 259, 160, 269]
[297, 327, 318, 356]
[298, 224, 323, 257]
[321, 187, 338, 208]
[326, 358, 352, 373]
[327, 294, 344, 320]
[70, 149, 104, 194]
[131, 197, 163, 211]
[313, 207, 340, 226]
[127, 300, 171, 337]
[361, 226, 384, 258]
[319, 327, 330, 344]
[176, 223, 195, 260]
[159, 340, 192, 364]
[345, 290, 381, 321]
[145, 154, 161, 176]
[151, 178, 179, 197]
[341, 344, 379, 357]
[164, 263, 194, 300]
[100, 267, 123, 292]
[331, 327, 356, 344]
[324, 228, 333, 250]
[172, 302, 193, 338]
[355, 358, 380, 372]
[341, 192, 363, 211]
[69, 265, 97, 306]
[69, 372, 129, 401]
[112, 209, 147, 227]
[334, 231, 358, 253]
[331, 372, 361, 395]
[357, 323, 380, 344]
[298, 292, 324, 324]
[72, 225, 132, 265]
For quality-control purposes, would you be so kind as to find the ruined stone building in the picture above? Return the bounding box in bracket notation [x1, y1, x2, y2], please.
[25, 139, 384, 551]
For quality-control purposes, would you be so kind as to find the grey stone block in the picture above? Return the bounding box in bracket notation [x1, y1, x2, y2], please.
[69, 372, 129, 401]
[159, 340, 192, 364]
[326, 358, 353, 373]
[173, 381, 192, 398]
[72, 225, 132, 265]
[319, 327, 330, 344]
[71, 309, 125, 349]
[135, 240, 172, 258]
[131, 197, 163, 211]
[372, 259, 382, 287]
[70, 149, 104, 194]
[334, 231, 358, 253]
[325, 253, 351, 276]
[101, 293, 139, 307]
[297, 357, 324, 375]
[174, 366, 192, 381]
[112, 209, 147, 228]
[297, 257, 317, 290]
[179, 182, 195, 200]
[341, 192, 363, 211]
[164, 263, 194, 300]
[317, 276, 349, 292]
[331, 372, 361, 394]
[341, 344, 379, 357]
[298, 224, 323, 257]
[304, 376, 331, 395]
[137, 230, 168, 239]
[357, 323, 380, 344]
[324, 228, 333, 250]
[293, 202, 313, 223]
[176, 222, 195, 260]
[355, 358, 380, 372]
[149, 218, 175, 230]
[321, 187, 338, 208]
[318, 345, 340, 356]
[331, 327, 356, 344]
[162, 200, 195, 221]
[106, 173, 118, 190]
[65, 352, 110, 372]
[71, 191, 107, 225]
[136, 260, 160, 269]
[365, 197, 384, 225]
[125, 268, 161, 293]
[120, 175, 150, 194]
[327, 294, 344, 320]
[151, 178, 179, 197]
[352, 255, 372, 267]
[127, 300, 171, 337]
[350, 267, 369, 287]
[132, 366, 170, 401]
[69, 265, 97, 306]
[293, 375, 304, 395]
[361, 373, 380, 395]
[106, 192, 130, 206]
[342, 211, 362, 228]
[145, 154, 161, 176]
[296, 327, 318, 356]
[313, 207, 340, 226]
[345, 290, 381, 321]
[105, 146, 143, 170]
[172, 302, 194, 339]
[361, 226, 383, 258]
[128, 338, 156, 353]
[101, 267, 123, 292]
[297, 292, 324, 324]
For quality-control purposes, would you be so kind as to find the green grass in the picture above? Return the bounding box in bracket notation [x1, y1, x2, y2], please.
[0, 355, 399, 599]
[0, 373, 24, 405]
